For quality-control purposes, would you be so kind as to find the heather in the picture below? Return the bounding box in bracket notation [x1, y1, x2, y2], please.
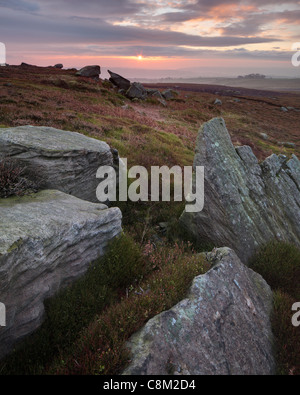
[0, 234, 209, 375]
[250, 242, 300, 375]
[0, 158, 39, 198]
[1, 66, 299, 169]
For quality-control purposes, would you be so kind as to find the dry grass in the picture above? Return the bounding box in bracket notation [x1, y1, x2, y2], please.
[1, 65, 299, 167]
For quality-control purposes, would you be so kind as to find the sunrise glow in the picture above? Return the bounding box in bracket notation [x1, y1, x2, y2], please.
[0, 1, 299, 77]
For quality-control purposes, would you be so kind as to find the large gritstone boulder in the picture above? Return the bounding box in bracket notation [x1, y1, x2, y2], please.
[76, 65, 101, 79]
[108, 70, 131, 91]
[0, 190, 122, 359]
[123, 248, 275, 375]
[180, 117, 300, 263]
[125, 82, 148, 100]
[0, 126, 113, 203]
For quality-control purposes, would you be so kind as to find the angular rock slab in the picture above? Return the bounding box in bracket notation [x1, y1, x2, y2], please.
[126, 82, 148, 100]
[0, 190, 122, 359]
[123, 248, 275, 375]
[180, 117, 300, 263]
[0, 126, 113, 203]
[108, 70, 131, 91]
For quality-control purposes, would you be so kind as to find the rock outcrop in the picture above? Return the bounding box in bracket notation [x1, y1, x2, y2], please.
[123, 248, 275, 375]
[76, 65, 101, 79]
[0, 126, 113, 203]
[162, 89, 178, 101]
[107, 70, 175, 105]
[107, 70, 167, 103]
[180, 117, 300, 263]
[0, 190, 122, 359]
[108, 70, 131, 91]
[147, 89, 167, 106]
[125, 82, 148, 100]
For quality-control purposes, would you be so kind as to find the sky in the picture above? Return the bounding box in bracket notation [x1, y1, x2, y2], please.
[0, 0, 300, 78]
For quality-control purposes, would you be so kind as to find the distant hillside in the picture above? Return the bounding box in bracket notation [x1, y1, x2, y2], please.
[140, 77, 300, 93]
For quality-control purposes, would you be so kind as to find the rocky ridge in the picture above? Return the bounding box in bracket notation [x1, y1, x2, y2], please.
[181, 117, 300, 263]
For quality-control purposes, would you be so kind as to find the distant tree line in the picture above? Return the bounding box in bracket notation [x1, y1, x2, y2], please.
[238, 73, 266, 79]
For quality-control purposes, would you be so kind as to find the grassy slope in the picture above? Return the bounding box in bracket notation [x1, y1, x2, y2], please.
[0, 65, 299, 166]
[1, 65, 299, 240]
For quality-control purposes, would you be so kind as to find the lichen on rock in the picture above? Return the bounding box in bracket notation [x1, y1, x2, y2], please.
[180, 117, 300, 263]
[123, 248, 275, 375]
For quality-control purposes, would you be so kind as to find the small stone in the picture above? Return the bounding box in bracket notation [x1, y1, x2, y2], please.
[260, 133, 269, 141]
[158, 222, 169, 232]
[157, 98, 167, 107]
[277, 141, 296, 149]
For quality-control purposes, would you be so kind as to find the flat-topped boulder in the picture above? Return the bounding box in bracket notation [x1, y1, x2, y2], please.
[76, 65, 101, 79]
[0, 126, 113, 203]
[0, 190, 122, 359]
[180, 117, 300, 263]
[123, 248, 275, 375]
